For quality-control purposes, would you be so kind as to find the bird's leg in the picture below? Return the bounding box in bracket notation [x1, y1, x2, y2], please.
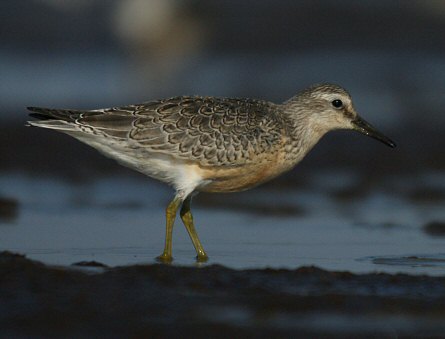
[180, 196, 208, 262]
[157, 196, 182, 263]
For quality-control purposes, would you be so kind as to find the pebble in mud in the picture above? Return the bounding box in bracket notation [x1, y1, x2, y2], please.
[423, 221, 445, 236]
[0, 197, 18, 222]
[71, 261, 109, 268]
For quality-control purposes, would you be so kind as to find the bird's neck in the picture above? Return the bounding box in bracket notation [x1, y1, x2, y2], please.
[281, 106, 329, 165]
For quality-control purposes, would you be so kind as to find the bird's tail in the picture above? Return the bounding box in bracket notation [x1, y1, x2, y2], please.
[26, 107, 80, 131]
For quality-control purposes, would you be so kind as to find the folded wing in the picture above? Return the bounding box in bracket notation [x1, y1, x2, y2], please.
[27, 96, 283, 166]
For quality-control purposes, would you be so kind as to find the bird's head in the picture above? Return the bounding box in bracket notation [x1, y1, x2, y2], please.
[286, 83, 396, 148]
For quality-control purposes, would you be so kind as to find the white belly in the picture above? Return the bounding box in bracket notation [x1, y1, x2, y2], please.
[72, 134, 208, 196]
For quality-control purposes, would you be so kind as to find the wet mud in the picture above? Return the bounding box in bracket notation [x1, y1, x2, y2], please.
[423, 221, 445, 237]
[0, 197, 18, 223]
[2, 251, 445, 338]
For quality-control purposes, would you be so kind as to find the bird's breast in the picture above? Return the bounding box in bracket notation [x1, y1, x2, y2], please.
[196, 147, 295, 193]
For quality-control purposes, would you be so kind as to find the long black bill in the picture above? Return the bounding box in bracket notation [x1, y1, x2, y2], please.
[352, 116, 396, 148]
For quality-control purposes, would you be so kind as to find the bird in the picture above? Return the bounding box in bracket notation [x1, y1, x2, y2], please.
[27, 83, 396, 263]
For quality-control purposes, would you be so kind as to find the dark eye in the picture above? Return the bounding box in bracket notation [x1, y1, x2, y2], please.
[332, 99, 343, 108]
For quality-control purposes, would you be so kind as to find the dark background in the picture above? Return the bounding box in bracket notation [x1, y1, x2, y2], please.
[1, 0, 444, 181]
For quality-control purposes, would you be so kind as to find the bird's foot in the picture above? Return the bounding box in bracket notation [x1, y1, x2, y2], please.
[156, 253, 173, 263]
[195, 252, 209, 263]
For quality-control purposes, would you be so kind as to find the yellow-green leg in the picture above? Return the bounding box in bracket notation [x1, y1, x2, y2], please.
[157, 196, 181, 263]
[180, 196, 208, 262]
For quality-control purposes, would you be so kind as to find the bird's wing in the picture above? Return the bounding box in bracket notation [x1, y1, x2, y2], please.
[28, 96, 284, 166]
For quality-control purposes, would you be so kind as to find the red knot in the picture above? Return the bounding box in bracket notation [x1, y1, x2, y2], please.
[27, 83, 396, 262]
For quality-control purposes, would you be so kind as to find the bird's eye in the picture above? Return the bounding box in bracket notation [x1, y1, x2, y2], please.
[332, 99, 343, 108]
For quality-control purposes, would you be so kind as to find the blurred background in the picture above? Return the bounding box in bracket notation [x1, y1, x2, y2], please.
[1, 0, 445, 271]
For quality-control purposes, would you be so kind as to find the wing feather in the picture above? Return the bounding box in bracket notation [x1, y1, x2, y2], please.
[28, 96, 284, 166]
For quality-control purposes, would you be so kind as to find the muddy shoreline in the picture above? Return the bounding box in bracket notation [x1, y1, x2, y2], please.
[1, 251, 445, 338]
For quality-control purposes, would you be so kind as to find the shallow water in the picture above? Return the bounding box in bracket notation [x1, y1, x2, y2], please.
[1, 170, 444, 275]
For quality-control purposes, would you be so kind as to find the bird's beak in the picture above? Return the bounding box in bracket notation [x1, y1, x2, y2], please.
[352, 116, 396, 148]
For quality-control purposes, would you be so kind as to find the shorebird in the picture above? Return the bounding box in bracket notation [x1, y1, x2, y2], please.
[27, 83, 395, 262]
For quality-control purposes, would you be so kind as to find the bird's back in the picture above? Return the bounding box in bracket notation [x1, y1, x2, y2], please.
[28, 96, 285, 168]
